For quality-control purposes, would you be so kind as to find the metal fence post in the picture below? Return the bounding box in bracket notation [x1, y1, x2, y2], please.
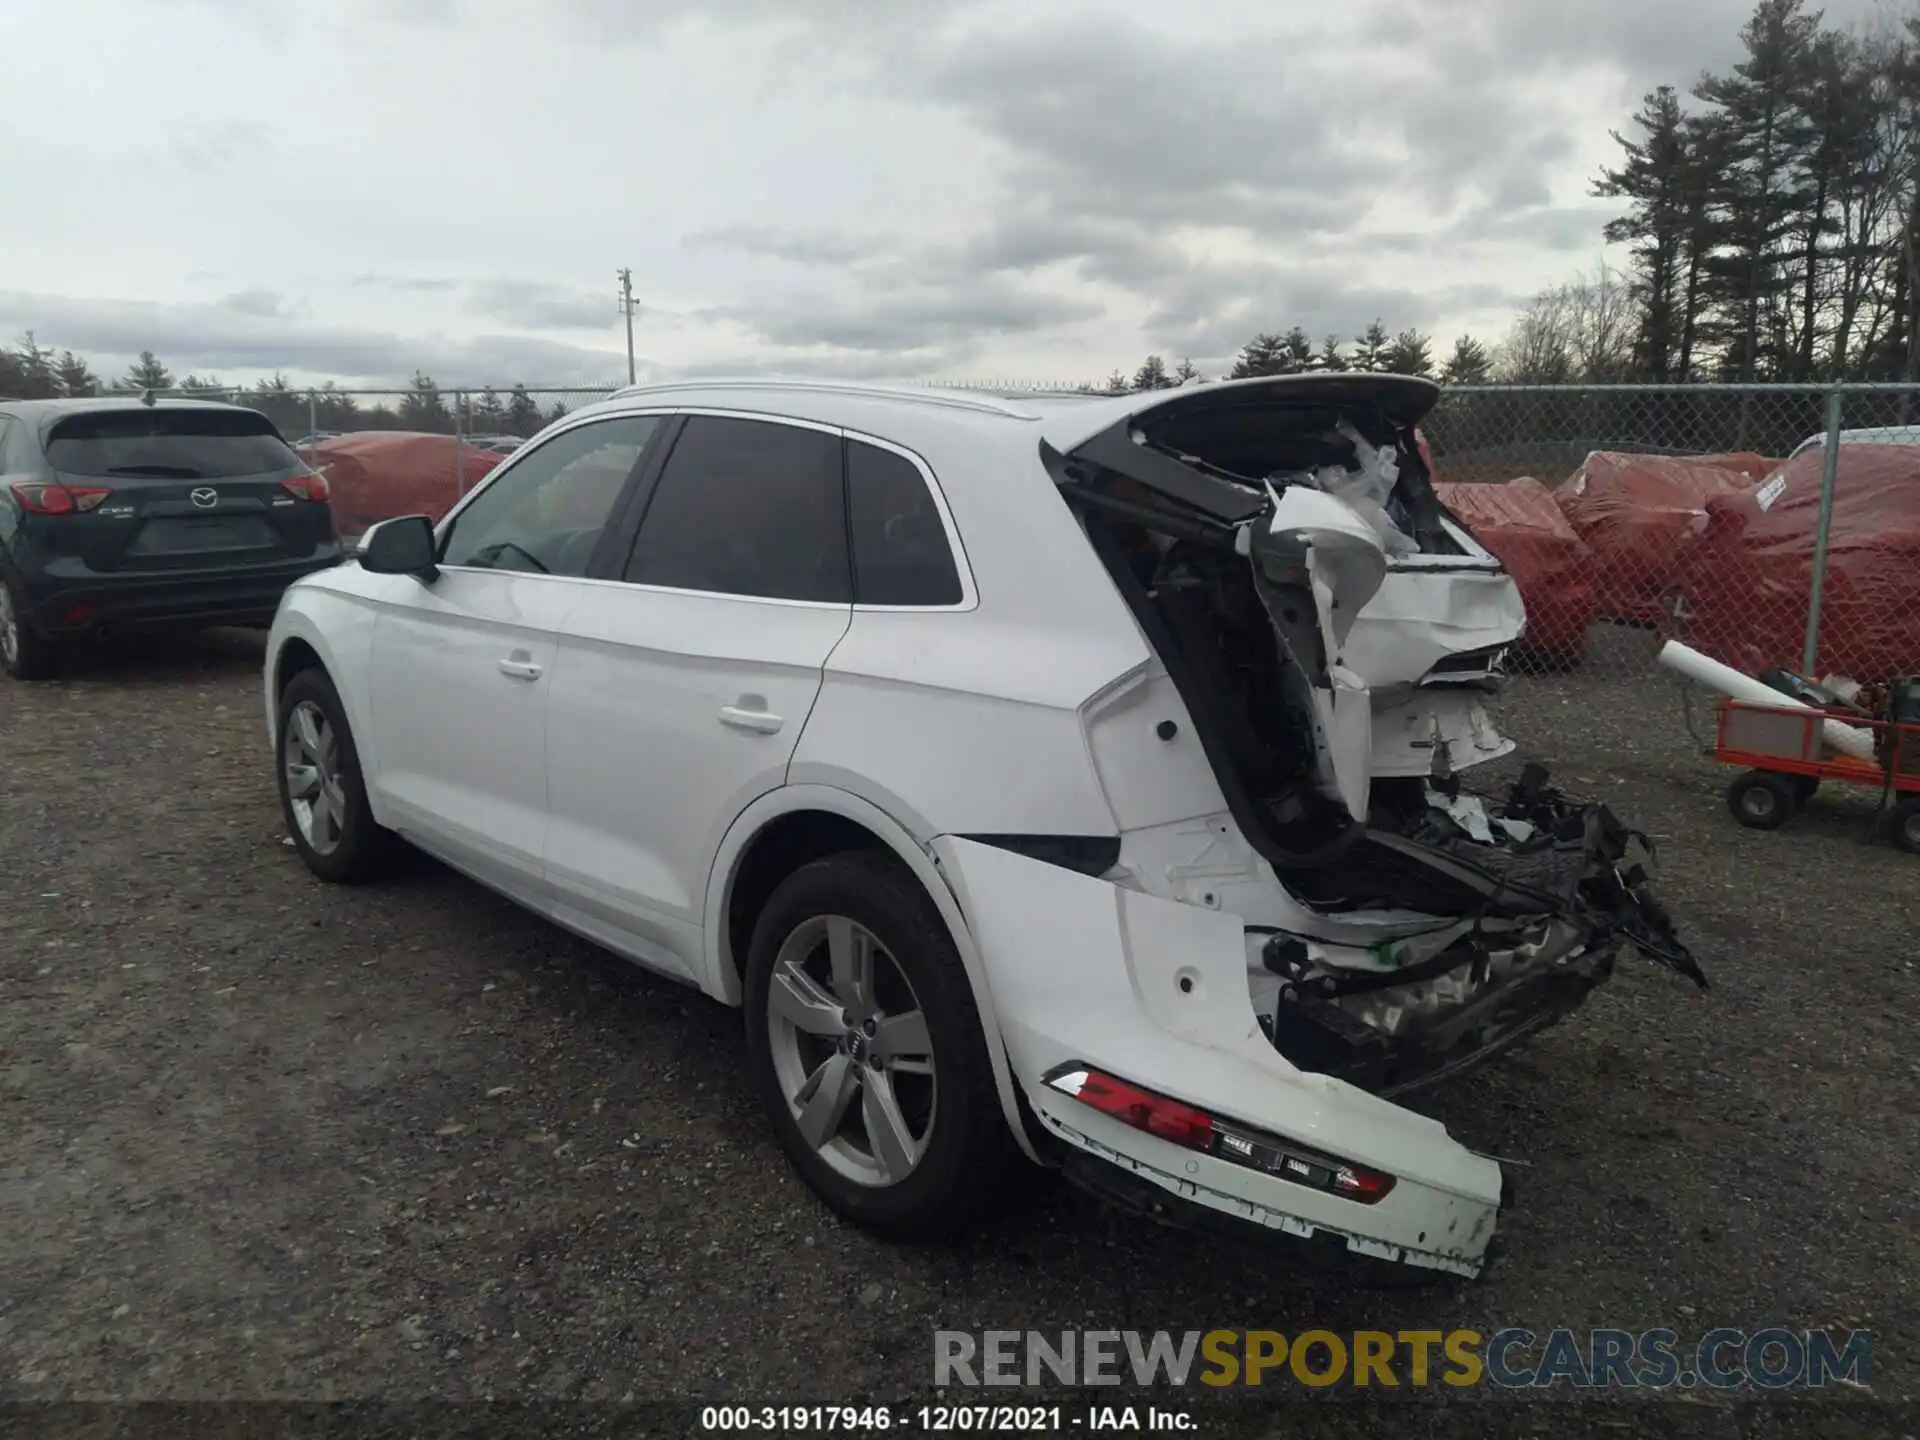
[306, 389, 319, 467]
[1800, 386, 1845, 677]
[453, 390, 466, 498]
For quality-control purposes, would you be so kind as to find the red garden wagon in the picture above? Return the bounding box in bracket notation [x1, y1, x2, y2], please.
[1715, 696, 1920, 854]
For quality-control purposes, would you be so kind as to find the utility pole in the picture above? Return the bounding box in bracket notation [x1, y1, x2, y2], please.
[617, 268, 637, 385]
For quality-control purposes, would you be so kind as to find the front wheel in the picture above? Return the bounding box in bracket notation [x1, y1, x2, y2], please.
[743, 851, 1015, 1240]
[275, 666, 398, 883]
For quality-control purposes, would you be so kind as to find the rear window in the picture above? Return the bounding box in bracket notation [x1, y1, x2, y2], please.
[45, 408, 300, 479]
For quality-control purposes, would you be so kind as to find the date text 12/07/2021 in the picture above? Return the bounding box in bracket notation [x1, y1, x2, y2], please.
[699, 1404, 1195, 1432]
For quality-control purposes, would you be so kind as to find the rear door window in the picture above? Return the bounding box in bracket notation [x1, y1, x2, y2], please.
[846, 439, 963, 606]
[45, 408, 300, 479]
[624, 416, 850, 603]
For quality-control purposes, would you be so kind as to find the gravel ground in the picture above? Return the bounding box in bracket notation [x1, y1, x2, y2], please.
[1, 624, 1915, 1418]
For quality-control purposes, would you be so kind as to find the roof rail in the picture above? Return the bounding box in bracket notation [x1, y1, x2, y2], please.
[604, 376, 1042, 421]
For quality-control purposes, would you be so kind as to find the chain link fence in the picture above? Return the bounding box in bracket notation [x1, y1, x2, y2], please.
[1424, 384, 1920, 692]
[71, 378, 1920, 691]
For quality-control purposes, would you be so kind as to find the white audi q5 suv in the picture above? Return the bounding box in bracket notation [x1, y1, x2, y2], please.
[264, 374, 1702, 1281]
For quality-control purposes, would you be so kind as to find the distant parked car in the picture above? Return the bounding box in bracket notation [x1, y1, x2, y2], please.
[468, 435, 526, 455]
[1787, 425, 1920, 460]
[0, 397, 341, 679]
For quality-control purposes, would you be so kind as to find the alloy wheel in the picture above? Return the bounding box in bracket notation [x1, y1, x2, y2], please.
[283, 699, 347, 856]
[765, 914, 937, 1187]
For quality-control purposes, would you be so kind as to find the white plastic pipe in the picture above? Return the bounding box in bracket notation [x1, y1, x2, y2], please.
[1656, 639, 1875, 762]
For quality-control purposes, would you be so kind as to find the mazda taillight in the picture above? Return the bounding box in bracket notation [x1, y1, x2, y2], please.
[10, 482, 112, 515]
[281, 471, 330, 502]
[1042, 1063, 1397, 1204]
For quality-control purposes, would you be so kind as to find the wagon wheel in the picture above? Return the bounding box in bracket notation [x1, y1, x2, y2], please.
[1726, 770, 1800, 831]
[1892, 796, 1920, 856]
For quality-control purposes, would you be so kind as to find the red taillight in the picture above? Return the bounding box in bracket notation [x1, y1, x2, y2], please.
[1045, 1066, 1215, 1150]
[11, 482, 112, 515]
[1042, 1063, 1397, 1204]
[281, 471, 330, 503]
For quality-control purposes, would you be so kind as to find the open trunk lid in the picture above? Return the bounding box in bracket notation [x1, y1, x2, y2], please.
[1045, 373, 1498, 824]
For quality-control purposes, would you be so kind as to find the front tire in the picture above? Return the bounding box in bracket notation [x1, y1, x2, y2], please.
[275, 666, 397, 883]
[743, 851, 1015, 1240]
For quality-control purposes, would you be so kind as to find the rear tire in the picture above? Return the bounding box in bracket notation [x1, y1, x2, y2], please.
[275, 666, 398, 883]
[0, 575, 56, 681]
[1726, 770, 1797, 831]
[743, 850, 1016, 1240]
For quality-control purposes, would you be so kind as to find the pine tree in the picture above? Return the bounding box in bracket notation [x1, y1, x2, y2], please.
[1317, 334, 1346, 371]
[1596, 86, 1697, 380]
[314, 382, 362, 431]
[472, 388, 507, 428]
[1132, 355, 1174, 389]
[1693, 0, 1821, 380]
[1274, 327, 1313, 372]
[1229, 334, 1286, 377]
[507, 384, 541, 436]
[1171, 357, 1200, 384]
[11, 334, 60, 398]
[1439, 336, 1493, 386]
[1351, 320, 1391, 372]
[55, 351, 97, 397]
[121, 350, 173, 391]
[1382, 328, 1434, 376]
[399, 371, 452, 432]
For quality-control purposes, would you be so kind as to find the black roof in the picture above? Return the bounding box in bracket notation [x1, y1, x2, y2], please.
[0, 394, 258, 435]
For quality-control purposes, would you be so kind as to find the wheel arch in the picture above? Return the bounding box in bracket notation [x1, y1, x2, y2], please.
[703, 785, 1039, 1163]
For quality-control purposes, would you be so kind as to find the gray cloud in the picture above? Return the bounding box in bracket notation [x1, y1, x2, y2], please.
[467, 279, 612, 331]
[351, 274, 460, 293]
[20, 0, 1886, 387]
[714, 281, 1104, 354]
[0, 289, 633, 388]
[685, 226, 899, 268]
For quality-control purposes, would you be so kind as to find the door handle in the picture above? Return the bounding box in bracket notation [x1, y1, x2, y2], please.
[719, 705, 783, 734]
[498, 656, 543, 681]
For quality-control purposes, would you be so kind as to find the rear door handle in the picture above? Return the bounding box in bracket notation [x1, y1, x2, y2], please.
[498, 656, 543, 681]
[719, 705, 783, 734]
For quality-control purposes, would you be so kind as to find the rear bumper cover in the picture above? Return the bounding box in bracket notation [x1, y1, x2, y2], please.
[933, 836, 1506, 1279]
[20, 552, 341, 632]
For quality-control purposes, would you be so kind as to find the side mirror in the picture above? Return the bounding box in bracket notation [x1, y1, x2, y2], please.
[357, 514, 439, 580]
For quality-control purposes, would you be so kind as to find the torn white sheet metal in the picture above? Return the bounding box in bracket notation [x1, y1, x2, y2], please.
[1245, 484, 1393, 820]
[1370, 691, 1515, 779]
[1426, 786, 1496, 844]
[1343, 567, 1528, 694]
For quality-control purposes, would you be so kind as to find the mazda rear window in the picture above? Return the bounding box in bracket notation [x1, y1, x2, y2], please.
[45, 409, 301, 479]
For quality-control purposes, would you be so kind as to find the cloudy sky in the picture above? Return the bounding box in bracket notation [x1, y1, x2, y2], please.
[0, 0, 1894, 391]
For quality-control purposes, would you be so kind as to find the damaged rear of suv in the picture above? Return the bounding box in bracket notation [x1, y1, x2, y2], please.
[1046, 374, 1704, 1102]
[271, 372, 1703, 1286]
